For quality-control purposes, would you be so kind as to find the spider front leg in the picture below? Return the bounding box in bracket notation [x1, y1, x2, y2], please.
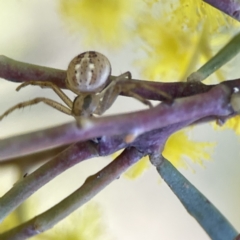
[94, 86, 121, 115]
[98, 71, 132, 98]
[112, 72, 154, 108]
[94, 72, 153, 115]
[94, 72, 132, 115]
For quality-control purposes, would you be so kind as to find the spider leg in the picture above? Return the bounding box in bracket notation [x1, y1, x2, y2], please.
[93, 72, 131, 115]
[125, 81, 172, 102]
[17, 81, 73, 108]
[136, 82, 172, 101]
[0, 97, 72, 121]
[123, 89, 153, 108]
[95, 71, 155, 114]
[98, 71, 131, 98]
[94, 87, 121, 115]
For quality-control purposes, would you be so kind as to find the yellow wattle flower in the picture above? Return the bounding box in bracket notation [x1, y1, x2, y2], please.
[34, 203, 107, 240]
[58, 0, 139, 46]
[135, 0, 239, 82]
[213, 116, 240, 135]
[124, 156, 150, 179]
[163, 129, 216, 168]
[116, 128, 215, 180]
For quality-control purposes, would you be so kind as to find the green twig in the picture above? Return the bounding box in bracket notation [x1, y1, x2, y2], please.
[0, 147, 143, 240]
[0, 141, 99, 223]
[154, 156, 238, 240]
[187, 33, 240, 82]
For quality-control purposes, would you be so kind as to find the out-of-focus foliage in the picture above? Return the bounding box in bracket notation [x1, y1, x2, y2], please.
[163, 129, 216, 168]
[111, 151, 150, 179]
[113, 128, 215, 179]
[213, 115, 240, 135]
[136, 0, 239, 82]
[35, 203, 109, 240]
[0, 211, 19, 233]
[124, 156, 150, 179]
[0, 202, 110, 240]
[58, 0, 141, 46]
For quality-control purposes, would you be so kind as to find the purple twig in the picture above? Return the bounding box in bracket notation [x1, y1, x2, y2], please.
[203, 0, 240, 21]
[0, 84, 233, 160]
[0, 55, 66, 87]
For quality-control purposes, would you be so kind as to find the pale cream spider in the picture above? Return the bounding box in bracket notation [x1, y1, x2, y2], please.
[0, 51, 170, 122]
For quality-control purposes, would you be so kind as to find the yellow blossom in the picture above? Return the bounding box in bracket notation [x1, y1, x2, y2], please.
[112, 151, 150, 179]
[163, 129, 216, 168]
[34, 203, 108, 240]
[113, 128, 215, 179]
[124, 156, 150, 179]
[213, 116, 240, 135]
[136, 0, 239, 82]
[136, 17, 198, 81]
[0, 187, 108, 240]
[58, 0, 140, 47]
[0, 212, 19, 233]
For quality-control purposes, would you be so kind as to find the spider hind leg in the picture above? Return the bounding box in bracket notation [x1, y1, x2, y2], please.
[17, 81, 73, 108]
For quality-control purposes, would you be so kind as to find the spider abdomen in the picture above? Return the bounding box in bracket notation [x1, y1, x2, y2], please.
[67, 51, 111, 93]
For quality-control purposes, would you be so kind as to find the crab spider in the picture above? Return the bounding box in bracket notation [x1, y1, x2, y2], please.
[0, 51, 170, 122]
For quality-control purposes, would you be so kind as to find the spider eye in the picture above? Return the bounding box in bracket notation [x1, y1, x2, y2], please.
[67, 51, 112, 93]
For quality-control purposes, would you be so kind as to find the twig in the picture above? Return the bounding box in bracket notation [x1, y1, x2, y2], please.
[0, 84, 233, 160]
[0, 141, 99, 223]
[203, 0, 240, 21]
[0, 117, 196, 221]
[0, 54, 228, 101]
[187, 33, 240, 82]
[0, 147, 143, 240]
[0, 55, 66, 87]
[0, 145, 69, 166]
[154, 156, 239, 240]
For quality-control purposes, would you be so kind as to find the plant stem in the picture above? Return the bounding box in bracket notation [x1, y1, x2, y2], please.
[0, 141, 98, 223]
[156, 157, 238, 240]
[0, 147, 143, 240]
[188, 33, 240, 82]
[0, 55, 66, 87]
[203, 0, 240, 21]
[0, 84, 232, 160]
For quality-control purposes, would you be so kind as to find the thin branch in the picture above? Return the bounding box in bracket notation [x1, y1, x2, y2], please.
[154, 156, 239, 240]
[0, 83, 233, 160]
[0, 141, 99, 223]
[2, 53, 240, 102]
[0, 55, 66, 88]
[203, 0, 240, 21]
[0, 145, 69, 166]
[0, 115, 198, 228]
[131, 119, 195, 152]
[0, 54, 234, 101]
[0, 147, 144, 240]
[187, 33, 240, 82]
